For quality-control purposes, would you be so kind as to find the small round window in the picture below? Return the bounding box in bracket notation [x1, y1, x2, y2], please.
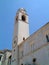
[22, 15, 26, 21]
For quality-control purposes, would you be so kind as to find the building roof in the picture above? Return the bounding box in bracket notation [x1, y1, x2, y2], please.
[16, 8, 28, 16]
[18, 22, 49, 46]
[3, 49, 12, 52]
[0, 49, 12, 54]
[18, 8, 26, 12]
[0, 50, 4, 54]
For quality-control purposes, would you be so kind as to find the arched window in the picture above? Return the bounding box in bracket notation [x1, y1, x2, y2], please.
[46, 34, 49, 42]
[21, 63, 23, 65]
[22, 15, 26, 21]
[0, 55, 2, 61]
[33, 58, 36, 63]
[23, 37, 25, 41]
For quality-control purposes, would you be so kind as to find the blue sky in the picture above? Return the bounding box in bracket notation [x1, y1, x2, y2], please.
[0, 0, 49, 50]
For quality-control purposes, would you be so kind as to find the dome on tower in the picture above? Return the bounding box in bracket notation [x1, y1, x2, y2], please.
[18, 8, 26, 11]
[16, 8, 27, 14]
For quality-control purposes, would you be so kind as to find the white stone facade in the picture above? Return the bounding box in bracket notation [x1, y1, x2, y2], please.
[19, 22, 49, 65]
[12, 8, 29, 65]
[0, 49, 11, 65]
[12, 8, 49, 65]
[0, 8, 49, 65]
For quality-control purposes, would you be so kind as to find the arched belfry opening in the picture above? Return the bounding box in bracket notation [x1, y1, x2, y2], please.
[21, 15, 26, 21]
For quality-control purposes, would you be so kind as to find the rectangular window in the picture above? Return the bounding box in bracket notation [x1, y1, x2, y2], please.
[31, 43, 34, 52]
[20, 50, 23, 58]
[46, 34, 49, 42]
[0, 57, 1, 61]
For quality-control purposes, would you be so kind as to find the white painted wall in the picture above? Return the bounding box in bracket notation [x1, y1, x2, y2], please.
[19, 23, 49, 65]
[12, 8, 29, 65]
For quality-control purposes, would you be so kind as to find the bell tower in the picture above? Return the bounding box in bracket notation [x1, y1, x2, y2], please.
[13, 8, 29, 45]
[12, 8, 29, 65]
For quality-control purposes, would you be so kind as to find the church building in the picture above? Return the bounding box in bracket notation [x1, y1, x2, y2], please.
[0, 8, 49, 65]
[12, 8, 49, 65]
[0, 49, 11, 65]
